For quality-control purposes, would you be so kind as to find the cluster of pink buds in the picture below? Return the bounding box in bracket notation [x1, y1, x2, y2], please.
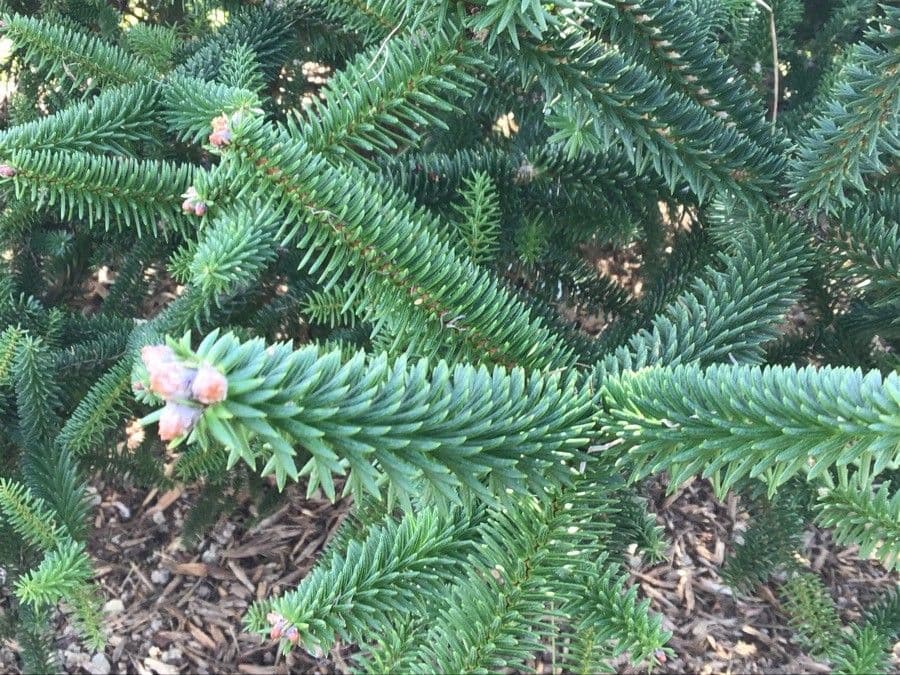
[266, 612, 300, 646]
[208, 114, 232, 147]
[140, 345, 228, 442]
[0, 164, 17, 178]
[181, 186, 207, 217]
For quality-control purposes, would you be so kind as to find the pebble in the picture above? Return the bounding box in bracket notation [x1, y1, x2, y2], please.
[150, 569, 171, 585]
[201, 543, 218, 564]
[102, 599, 124, 615]
[152, 510, 167, 526]
[87, 652, 111, 675]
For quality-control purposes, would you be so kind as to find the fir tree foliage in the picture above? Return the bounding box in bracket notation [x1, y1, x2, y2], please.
[0, 0, 896, 670]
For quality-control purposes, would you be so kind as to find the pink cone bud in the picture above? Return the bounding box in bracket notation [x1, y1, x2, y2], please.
[158, 402, 201, 441]
[182, 198, 194, 213]
[191, 364, 228, 404]
[285, 626, 299, 645]
[209, 115, 232, 147]
[209, 129, 232, 147]
[0, 164, 17, 178]
[142, 345, 195, 399]
[193, 202, 208, 217]
[150, 364, 197, 400]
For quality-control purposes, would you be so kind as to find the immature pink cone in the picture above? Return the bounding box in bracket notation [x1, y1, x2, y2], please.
[181, 198, 194, 213]
[191, 363, 228, 404]
[193, 202, 208, 217]
[157, 402, 201, 441]
[150, 364, 197, 400]
[284, 626, 299, 646]
[208, 128, 232, 147]
[142, 345, 196, 399]
[0, 164, 16, 178]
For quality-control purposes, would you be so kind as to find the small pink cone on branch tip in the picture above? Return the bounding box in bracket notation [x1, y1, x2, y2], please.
[191, 364, 228, 404]
[0, 164, 17, 178]
[209, 115, 232, 147]
[193, 202, 208, 217]
[158, 402, 201, 441]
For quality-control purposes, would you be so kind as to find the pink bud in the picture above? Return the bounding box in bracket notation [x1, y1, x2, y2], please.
[0, 164, 16, 178]
[182, 198, 194, 213]
[285, 626, 299, 645]
[150, 364, 196, 400]
[158, 402, 201, 441]
[269, 618, 287, 640]
[191, 364, 228, 404]
[193, 202, 208, 217]
[208, 129, 232, 147]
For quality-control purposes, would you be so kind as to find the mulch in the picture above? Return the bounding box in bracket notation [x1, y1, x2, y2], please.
[2, 472, 893, 674]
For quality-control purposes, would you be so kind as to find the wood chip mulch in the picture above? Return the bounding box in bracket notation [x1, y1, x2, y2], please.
[1, 473, 894, 674]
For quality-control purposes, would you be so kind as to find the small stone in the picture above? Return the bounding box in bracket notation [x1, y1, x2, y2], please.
[200, 544, 218, 564]
[152, 510, 166, 526]
[150, 569, 170, 585]
[87, 652, 111, 675]
[102, 599, 124, 615]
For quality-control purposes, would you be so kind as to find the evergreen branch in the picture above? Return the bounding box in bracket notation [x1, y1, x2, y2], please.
[596, 0, 777, 150]
[14, 540, 92, 609]
[513, 31, 782, 201]
[722, 483, 812, 591]
[0, 149, 195, 235]
[0, 83, 162, 155]
[16, 336, 91, 538]
[789, 9, 900, 211]
[296, 27, 480, 167]
[830, 206, 900, 315]
[815, 470, 900, 571]
[0, 478, 65, 551]
[162, 75, 262, 144]
[594, 215, 809, 380]
[176, 6, 296, 81]
[449, 170, 502, 266]
[224, 114, 577, 369]
[58, 360, 131, 455]
[564, 554, 671, 668]
[601, 363, 900, 494]
[466, 0, 585, 48]
[300, 0, 439, 45]
[1, 12, 156, 87]
[123, 24, 180, 72]
[244, 507, 479, 654]
[832, 588, 900, 673]
[408, 479, 625, 672]
[141, 330, 594, 499]
[780, 571, 842, 657]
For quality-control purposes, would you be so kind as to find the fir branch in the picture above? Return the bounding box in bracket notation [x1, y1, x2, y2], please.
[1, 12, 156, 87]
[601, 363, 900, 494]
[223, 114, 577, 369]
[295, 27, 480, 167]
[789, 8, 900, 211]
[142, 330, 594, 499]
[0, 149, 195, 235]
[244, 507, 479, 654]
[815, 470, 900, 571]
[0, 83, 162, 155]
[594, 215, 809, 380]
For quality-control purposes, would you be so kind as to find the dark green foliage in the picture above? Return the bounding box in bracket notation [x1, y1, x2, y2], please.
[722, 482, 814, 591]
[0, 1, 896, 671]
[780, 571, 843, 657]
